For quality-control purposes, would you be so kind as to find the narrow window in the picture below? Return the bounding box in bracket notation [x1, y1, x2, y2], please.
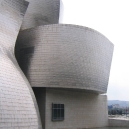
[52, 103, 64, 121]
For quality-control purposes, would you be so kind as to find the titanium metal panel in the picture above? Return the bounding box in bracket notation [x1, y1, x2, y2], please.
[0, 0, 42, 128]
[16, 24, 114, 94]
[21, 0, 60, 30]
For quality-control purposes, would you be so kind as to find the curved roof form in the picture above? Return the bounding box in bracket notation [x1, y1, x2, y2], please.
[16, 24, 114, 94]
[0, 0, 42, 128]
[21, 0, 60, 30]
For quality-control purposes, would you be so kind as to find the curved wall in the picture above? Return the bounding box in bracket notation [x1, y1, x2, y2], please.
[21, 0, 60, 30]
[16, 24, 114, 94]
[0, 0, 42, 128]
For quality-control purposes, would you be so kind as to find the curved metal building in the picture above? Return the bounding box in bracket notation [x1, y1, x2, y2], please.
[0, 0, 42, 128]
[16, 24, 114, 94]
[21, 0, 60, 30]
[0, 0, 114, 128]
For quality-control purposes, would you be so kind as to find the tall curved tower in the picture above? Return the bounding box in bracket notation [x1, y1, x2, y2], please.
[0, 0, 42, 128]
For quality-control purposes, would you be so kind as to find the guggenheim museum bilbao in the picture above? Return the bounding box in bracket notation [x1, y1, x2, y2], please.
[0, 0, 114, 129]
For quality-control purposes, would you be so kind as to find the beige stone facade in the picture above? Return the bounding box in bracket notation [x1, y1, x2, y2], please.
[33, 88, 109, 129]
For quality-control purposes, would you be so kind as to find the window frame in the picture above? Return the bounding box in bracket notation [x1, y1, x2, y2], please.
[52, 103, 64, 121]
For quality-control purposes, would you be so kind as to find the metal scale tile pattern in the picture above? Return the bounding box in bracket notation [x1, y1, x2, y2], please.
[21, 0, 60, 30]
[16, 24, 114, 94]
[0, 0, 42, 128]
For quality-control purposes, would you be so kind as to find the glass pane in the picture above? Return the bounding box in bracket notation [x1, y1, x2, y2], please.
[53, 109, 58, 118]
[57, 109, 60, 118]
[54, 104, 58, 108]
[61, 104, 64, 108]
[57, 104, 60, 108]
[52, 103, 64, 121]
[61, 109, 64, 118]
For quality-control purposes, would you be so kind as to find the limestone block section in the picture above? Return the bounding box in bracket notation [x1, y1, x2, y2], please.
[16, 24, 114, 94]
[109, 118, 129, 127]
[21, 0, 60, 30]
[45, 88, 108, 129]
[0, 0, 42, 129]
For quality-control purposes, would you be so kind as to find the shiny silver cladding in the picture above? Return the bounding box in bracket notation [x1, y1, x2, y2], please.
[16, 24, 114, 94]
[21, 0, 60, 30]
[0, 0, 42, 128]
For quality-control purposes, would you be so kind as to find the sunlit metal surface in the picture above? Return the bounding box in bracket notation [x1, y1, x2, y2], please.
[0, 0, 42, 128]
[16, 24, 114, 94]
[21, 0, 60, 30]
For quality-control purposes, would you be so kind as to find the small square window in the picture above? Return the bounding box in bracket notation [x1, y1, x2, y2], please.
[52, 103, 64, 121]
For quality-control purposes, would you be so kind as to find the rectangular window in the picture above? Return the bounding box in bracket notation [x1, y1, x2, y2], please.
[52, 103, 64, 121]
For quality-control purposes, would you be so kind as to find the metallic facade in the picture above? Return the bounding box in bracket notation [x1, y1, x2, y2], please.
[0, 0, 42, 128]
[21, 0, 60, 30]
[0, 0, 114, 128]
[16, 24, 114, 94]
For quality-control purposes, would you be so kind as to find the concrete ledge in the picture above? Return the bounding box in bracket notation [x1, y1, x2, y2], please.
[109, 118, 129, 127]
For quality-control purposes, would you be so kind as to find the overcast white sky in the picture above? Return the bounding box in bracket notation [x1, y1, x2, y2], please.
[61, 0, 129, 101]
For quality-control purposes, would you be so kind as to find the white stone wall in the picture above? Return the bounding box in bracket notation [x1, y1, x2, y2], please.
[45, 88, 108, 129]
[109, 118, 129, 127]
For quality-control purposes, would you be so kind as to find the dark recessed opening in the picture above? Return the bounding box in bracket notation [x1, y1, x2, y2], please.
[52, 103, 64, 121]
